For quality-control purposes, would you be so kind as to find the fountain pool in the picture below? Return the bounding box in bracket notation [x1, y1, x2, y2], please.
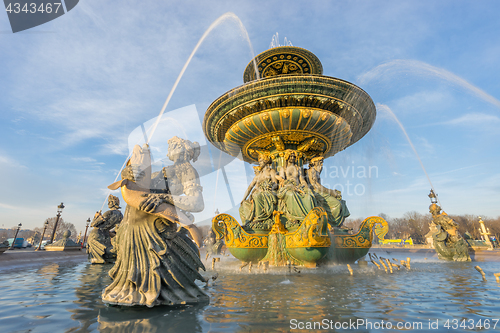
[1, 251, 499, 332]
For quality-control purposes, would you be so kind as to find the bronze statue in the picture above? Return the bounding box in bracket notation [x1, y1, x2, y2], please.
[276, 151, 316, 226]
[428, 191, 470, 261]
[102, 138, 208, 307]
[307, 156, 350, 227]
[239, 153, 278, 230]
[87, 195, 123, 264]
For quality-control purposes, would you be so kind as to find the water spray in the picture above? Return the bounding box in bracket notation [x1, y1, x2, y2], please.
[377, 104, 442, 207]
[475, 266, 487, 282]
[379, 258, 388, 273]
[146, 12, 258, 145]
[101, 12, 259, 212]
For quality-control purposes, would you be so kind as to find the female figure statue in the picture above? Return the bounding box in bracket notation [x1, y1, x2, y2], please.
[239, 153, 278, 229]
[276, 151, 316, 224]
[102, 137, 208, 307]
[307, 157, 350, 227]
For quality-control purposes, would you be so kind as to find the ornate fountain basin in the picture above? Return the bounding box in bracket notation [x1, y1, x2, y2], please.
[203, 46, 376, 165]
[212, 210, 388, 266]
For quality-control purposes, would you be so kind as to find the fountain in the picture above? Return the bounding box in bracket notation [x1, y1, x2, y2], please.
[204, 45, 388, 267]
[427, 190, 471, 261]
[1, 29, 500, 332]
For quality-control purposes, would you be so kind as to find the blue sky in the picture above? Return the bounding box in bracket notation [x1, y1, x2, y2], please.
[1, 0, 499, 232]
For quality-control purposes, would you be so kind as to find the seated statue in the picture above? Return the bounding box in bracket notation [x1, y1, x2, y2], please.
[87, 195, 123, 264]
[239, 153, 278, 230]
[102, 137, 208, 307]
[276, 151, 316, 227]
[307, 157, 350, 227]
[429, 203, 470, 261]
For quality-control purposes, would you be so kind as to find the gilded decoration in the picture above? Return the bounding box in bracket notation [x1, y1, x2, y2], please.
[286, 208, 331, 248]
[243, 46, 323, 82]
[334, 216, 388, 248]
[212, 214, 268, 249]
[221, 106, 355, 163]
[206, 88, 365, 163]
[374, 219, 389, 240]
[241, 130, 333, 163]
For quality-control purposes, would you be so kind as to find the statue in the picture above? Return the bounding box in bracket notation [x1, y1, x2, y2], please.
[307, 156, 350, 227]
[239, 152, 278, 230]
[276, 151, 316, 227]
[44, 230, 81, 251]
[102, 137, 208, 307]
[428, 192, 470, 261]
[87, 195, 123, 264]
[204, 229, 224, 255]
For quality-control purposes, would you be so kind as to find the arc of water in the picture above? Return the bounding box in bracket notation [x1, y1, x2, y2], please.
[377, 103, 442, 207]
[100, 12, 259, 212]
[359, 60, 500, 110]
[145, 12, 259, 145]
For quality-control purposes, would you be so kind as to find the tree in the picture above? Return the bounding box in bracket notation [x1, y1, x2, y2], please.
[343, 218, 363, 234]
[33, 217, 77, 241]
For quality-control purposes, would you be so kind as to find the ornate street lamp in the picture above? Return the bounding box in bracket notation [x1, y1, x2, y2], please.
[48, 203, 65, 244]
[82, 218, 90, 249]
[9, 223, 22, 250]
[36, 219, 50, 251]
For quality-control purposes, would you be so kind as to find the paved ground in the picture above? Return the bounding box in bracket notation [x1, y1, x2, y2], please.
[0, 247, 87, 269]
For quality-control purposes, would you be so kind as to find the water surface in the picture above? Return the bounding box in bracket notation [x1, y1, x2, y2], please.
[1, 251, 499, 332]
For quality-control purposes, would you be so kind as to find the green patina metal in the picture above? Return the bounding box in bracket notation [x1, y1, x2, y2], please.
[206, 46, 386, 267]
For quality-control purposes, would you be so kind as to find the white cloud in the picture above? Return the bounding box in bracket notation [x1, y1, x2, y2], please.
[447, 113, 500, 126]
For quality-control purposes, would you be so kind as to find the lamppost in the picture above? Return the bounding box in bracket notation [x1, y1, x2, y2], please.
[9, 223, 22, 250]
[49, 203, 65, 244]
[36, 219, 50, 251]
[82, 218, 90, 249]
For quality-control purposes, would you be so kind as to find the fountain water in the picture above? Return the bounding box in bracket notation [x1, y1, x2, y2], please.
[359, 59, 500, 110]
[269, 32, 293, 48]
[99, 12, 259, 211]
[376, 103, 442, 206]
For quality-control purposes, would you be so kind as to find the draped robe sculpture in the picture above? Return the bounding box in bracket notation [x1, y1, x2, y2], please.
[101, 137, 208, 307]
[307, 156, 350, 227]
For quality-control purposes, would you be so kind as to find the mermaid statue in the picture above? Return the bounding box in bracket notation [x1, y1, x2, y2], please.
[87, 195, 123, 264]
[102, 137, 208, 307]
[307, 156, 350, 227]
[276, 151, 316, 228]
[239, 152, 278, 230]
